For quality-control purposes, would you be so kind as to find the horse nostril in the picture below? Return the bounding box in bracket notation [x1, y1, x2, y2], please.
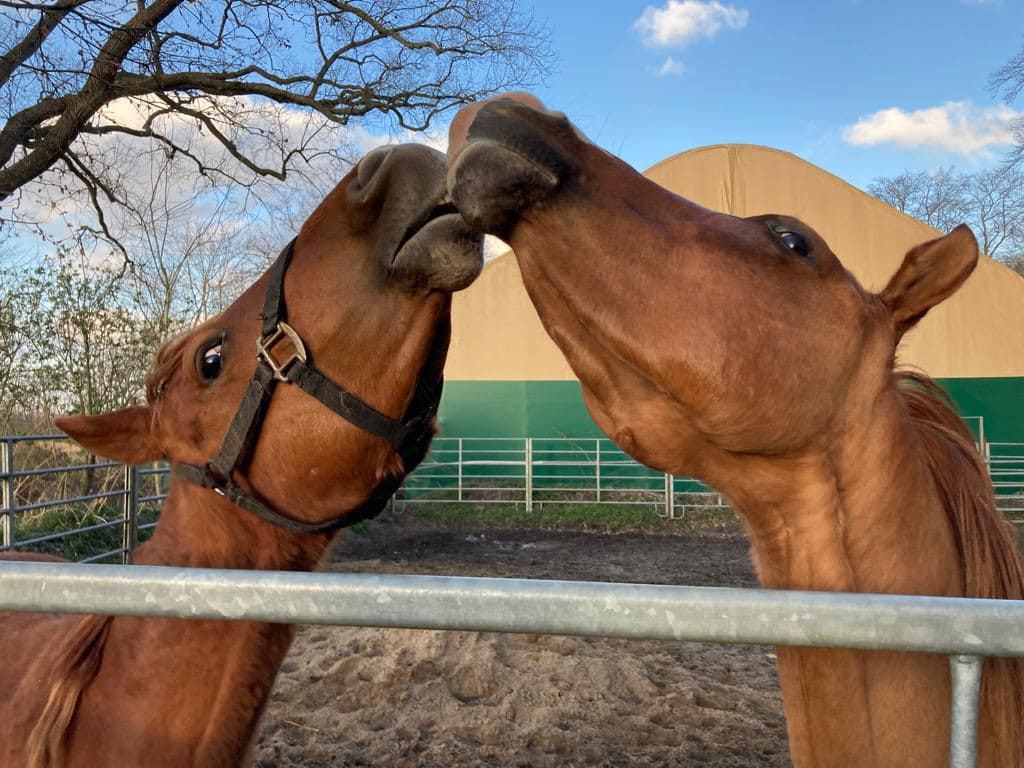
[357, 146, 396, 187]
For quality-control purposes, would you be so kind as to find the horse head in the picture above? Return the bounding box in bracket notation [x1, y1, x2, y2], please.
[446, 94, 978, 486]
[58, 144, 483, 532]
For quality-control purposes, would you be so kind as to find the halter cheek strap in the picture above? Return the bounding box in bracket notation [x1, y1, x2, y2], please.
[172, 240, 440, 535]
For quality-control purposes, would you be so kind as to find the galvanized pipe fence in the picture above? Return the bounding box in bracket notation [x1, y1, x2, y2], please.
[2, 431, 1023, 563]
[0, 425, 1022, 767]
[396, 436, 728, 518]
[0, 561, 1021, 768]
[0, 435, 170, 564]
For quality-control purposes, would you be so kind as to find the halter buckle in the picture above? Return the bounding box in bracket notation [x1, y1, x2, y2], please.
[257, 322, 308, 381]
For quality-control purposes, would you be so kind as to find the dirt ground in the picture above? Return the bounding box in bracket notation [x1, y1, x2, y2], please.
[252, 516, 790, 768]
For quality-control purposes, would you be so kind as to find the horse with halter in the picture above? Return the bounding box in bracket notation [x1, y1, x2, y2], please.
[0, 143, 483, 768]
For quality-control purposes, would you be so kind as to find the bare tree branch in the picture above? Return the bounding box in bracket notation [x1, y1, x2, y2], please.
[0, 0, 552, 253]
[990, 40, 1024, 104]
[59, 148, 130, 264]
[0, 0, 183, 198]
[0, 0, 91, 88]
[989, 39, 1024, 178]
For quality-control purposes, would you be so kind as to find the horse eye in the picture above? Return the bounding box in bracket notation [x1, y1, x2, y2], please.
[779, 231, 809, 257]
[198, 342, 223, 381]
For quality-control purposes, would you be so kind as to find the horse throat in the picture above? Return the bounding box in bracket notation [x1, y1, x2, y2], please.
[132, 482, 335, 571]
[715, 389, 967, 767]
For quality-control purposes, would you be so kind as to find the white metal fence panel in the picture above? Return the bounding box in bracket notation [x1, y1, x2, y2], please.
[1, 429, 1020, 563]
[987, 442, 1024, 518]
[396, 436, 726, 519]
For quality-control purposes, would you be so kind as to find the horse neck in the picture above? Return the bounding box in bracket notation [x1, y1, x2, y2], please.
[718, 381, 1024, 768]
[729, 386, 961, 596]
[132, 481, 334, 571]
[63, 484, 335, 767]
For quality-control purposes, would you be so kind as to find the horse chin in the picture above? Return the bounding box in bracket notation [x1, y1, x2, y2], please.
[389, 213, 484, 292]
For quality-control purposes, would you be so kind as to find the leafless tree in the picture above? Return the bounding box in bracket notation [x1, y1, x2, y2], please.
[990, 37, 1024, 170]
[868, 168, 970, 235]
[0, 0, 551, 256]
[112, 145, 270, 335]
[869, 167, 1024, 275]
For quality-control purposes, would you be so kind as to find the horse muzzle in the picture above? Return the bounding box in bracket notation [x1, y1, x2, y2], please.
[350, 144, 484, 293]
[446, 94, 582, 240]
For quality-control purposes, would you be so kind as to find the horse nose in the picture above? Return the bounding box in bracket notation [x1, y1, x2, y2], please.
[348, 146, 399, 204]
[357, 146, 395, 185]
[348, 144, 447, 215]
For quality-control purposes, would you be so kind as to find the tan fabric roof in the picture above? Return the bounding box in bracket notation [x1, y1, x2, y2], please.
[447, 143, 1024, 380]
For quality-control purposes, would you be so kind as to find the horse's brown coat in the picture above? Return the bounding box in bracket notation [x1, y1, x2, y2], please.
[0, 143, 482, 768]
[446, 94, 1024, 767]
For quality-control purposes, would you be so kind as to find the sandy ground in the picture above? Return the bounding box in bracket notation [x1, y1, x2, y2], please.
[252, 517, 790, 767]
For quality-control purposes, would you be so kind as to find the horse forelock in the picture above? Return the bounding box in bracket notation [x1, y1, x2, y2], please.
[145, 331, 193, 404]
[896, 370, 1024, 766]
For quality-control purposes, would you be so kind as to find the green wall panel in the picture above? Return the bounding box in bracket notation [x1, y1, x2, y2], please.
[936, 377, 1023, 444]
[438, 378, 1023, 443]
[437, 381, 601, 438]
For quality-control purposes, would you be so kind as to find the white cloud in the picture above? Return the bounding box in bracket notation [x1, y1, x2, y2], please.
[6, 95, 454, 261]
[842, 101, 1021, 156]
[483, 235, 509, 262]
[634, 0, 748, 47]
[654, 56, 685, 76]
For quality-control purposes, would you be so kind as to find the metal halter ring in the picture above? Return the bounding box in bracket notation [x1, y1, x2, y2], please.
[256, 322, 308, 381]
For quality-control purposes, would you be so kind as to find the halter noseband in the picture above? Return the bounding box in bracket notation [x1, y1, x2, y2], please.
[172, 239, 440, 534]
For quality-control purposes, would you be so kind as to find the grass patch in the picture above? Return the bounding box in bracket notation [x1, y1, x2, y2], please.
[15, 505, 124, 561]
[12, 503, 160, 562]
[399, 501, 737, 533]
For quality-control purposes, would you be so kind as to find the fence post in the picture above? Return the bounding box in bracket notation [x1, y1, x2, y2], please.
[122, 464, 139, 565]
[457, 438, 463, 502]
[665, 473, 675, 519]
[949, 654, 983, 768]
[1, 439, 14, 549]
[525, 438, 533, 513]
[595, 439, 601, 504]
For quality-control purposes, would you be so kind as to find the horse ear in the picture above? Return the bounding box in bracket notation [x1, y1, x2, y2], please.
[880, 224, 978, 341]
[56, 406, 162, 465]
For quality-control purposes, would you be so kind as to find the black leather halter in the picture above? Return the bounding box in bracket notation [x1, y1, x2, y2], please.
[173, 239, 441, 534]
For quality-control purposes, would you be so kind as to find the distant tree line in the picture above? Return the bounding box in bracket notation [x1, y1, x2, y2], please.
[868, 166, 1024, 276]
[869, 35, 1024, 277]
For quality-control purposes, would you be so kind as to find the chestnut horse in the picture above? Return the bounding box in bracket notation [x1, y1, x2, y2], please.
[0, 143, 482, 768]
[446, 94, 1024, 767]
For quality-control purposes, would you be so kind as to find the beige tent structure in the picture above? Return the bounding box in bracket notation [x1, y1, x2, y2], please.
[438, 144, 1024, 442]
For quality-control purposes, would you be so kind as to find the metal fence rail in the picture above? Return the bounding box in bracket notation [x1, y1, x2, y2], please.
[986, 442, 1024, 516]
[0, 435, 170, 564]
[2, 432, 1021, 563]
[0, 561, 1018, 768]
[397, 437, 724, 518]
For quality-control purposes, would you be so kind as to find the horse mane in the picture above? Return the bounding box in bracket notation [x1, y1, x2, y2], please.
[896, 370, 1024, 600]
[896, 370, 1024, 766]
[26, 614, 113, 768]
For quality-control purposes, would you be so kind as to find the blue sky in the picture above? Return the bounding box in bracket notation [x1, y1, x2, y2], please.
[515, 0, 1023, 189]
